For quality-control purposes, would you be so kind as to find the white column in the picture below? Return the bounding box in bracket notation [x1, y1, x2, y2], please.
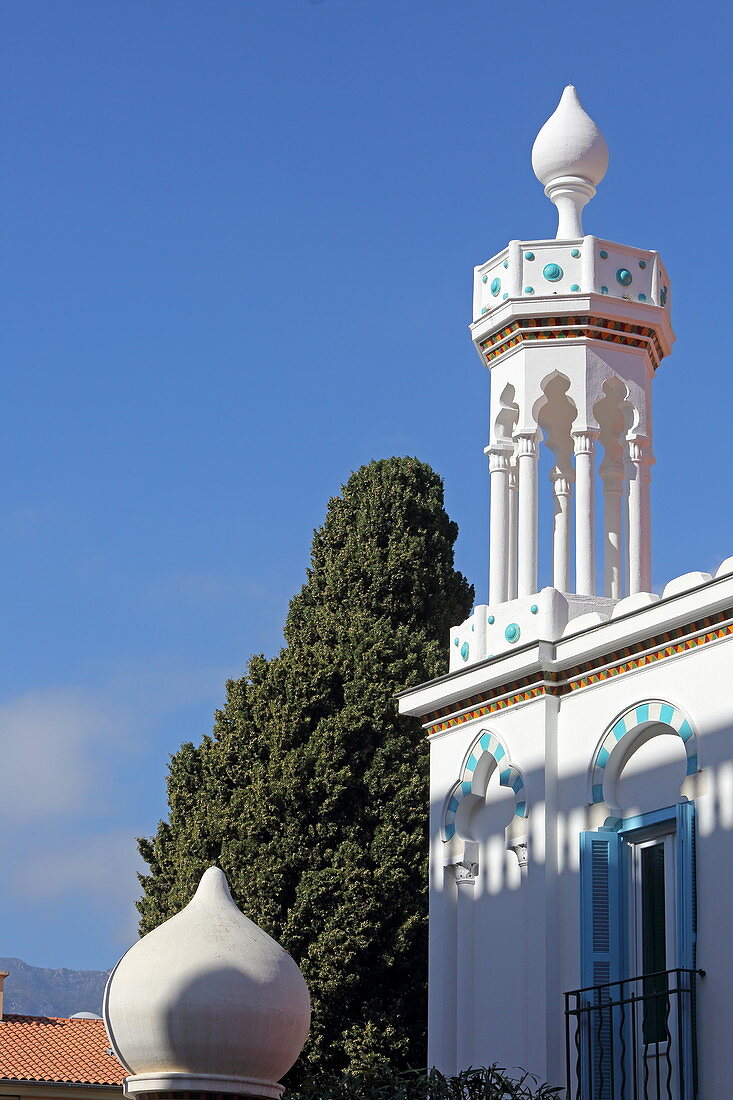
[641, 455, 653, 592]
[453, 863, 476, 1073]
[600, 461, 623, 599]
[507, 463, 518, 601]
[486, 445, 511, 605]
[550, 467, 572, 592]
[573, 430, 598, 596]
[429, 867, 458, 1073]
[516, 434, 539, 597]
[626, 439, 652, 594]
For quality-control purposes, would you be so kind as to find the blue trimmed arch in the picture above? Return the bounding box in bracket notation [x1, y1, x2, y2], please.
[443, 728, 528, 842]
[590, 699, 699, 806]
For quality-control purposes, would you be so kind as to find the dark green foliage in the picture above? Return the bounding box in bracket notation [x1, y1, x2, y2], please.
[137, 458, 473, 1082]
[285, 1066, 563, 1099]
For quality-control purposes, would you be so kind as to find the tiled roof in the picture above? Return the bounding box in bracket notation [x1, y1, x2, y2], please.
[0, 1015, 125, 1087]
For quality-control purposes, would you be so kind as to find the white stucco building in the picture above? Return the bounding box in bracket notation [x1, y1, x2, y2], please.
[398, 87, 728, 1099]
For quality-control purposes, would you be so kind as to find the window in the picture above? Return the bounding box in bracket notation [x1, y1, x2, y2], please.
[577, 803, 697, 1098]
[631, 831, 675, 1043]
[580, 802, 696, 991]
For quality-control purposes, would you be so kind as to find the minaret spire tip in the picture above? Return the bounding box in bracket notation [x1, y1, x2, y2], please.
[531, 85, 609, 238]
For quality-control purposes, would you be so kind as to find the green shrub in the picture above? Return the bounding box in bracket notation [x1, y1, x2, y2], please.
[285, 1065, 563, 1099]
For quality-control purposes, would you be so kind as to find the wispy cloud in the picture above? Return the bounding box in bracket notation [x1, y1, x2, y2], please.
[0, 655, 237, 962]
[0, 657, 237, 827]
[0, 688, 119, 825]
[12, 829, 145, 948]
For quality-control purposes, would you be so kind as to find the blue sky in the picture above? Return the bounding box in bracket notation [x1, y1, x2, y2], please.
[0, 0, 730, 975]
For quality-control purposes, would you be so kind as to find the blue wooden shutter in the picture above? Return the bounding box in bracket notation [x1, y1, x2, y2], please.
[675, 800, 697, 970]
[675, 801, 698, 1100]
[580, 828, 625, 990]
[580, 829, 626, 1100]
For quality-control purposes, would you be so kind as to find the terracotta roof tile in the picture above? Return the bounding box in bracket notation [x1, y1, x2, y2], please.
[0, 1015, 125, 1087]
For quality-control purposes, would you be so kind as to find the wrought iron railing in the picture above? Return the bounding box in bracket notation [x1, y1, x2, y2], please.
[564, 968, 704, 1100]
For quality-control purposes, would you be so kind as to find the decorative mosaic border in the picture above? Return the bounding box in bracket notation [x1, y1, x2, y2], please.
[589, 700, 698, 804]
[478, 315, 665, 370]
[443, 729, 527, 841]
[425, 608, 733, 735]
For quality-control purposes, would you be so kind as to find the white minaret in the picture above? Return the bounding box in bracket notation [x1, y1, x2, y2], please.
[474, 87, 674, 620]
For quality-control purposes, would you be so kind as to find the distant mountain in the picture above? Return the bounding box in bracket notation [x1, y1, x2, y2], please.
[0, 957, 110, 1018]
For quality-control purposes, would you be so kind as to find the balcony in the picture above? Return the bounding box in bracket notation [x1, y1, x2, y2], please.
[564, 968, 704, 1099]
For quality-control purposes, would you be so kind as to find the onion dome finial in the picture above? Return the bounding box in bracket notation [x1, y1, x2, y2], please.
[531, 85, 609, 239]
[103, 867, 310, 1100]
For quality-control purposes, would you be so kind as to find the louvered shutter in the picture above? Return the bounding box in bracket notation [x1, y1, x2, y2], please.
[675, 800, 696, 970]
[675, 800, 697, 1100]
[580, 828, 625, 990]
[579, 828, 626, 1100]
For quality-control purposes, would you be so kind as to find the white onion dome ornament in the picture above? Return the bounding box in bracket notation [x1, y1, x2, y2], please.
[103, 867, 311, 1100]
[531, 85, 609, 239]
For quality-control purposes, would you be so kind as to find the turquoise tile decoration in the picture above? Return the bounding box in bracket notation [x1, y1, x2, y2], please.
[543, 262, 563, 281]
[591, 703, 698, 804]
[443, 730, 529, 842]
[679, 720, 693, 742]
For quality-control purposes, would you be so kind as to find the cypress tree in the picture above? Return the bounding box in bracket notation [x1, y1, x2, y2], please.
[137, 457, 473, 1080]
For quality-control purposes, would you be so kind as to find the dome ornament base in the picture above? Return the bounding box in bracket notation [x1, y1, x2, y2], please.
[123, 1073, 284, 1100]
